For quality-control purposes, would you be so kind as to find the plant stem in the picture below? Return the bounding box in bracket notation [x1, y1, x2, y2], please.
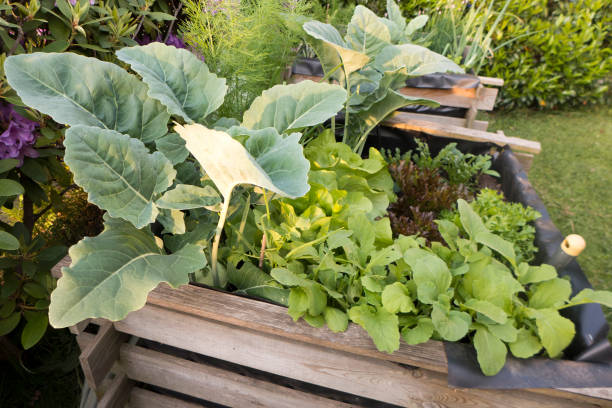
[211, 191, 232, 287]
[342, 75, 351, 145]
[33, 184, 77, 224]
[163, 2, 183, 43]
[23, 196, 34, 241]
[318, 63, 342, 83]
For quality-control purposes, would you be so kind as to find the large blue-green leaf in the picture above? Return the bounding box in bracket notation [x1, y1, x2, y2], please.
[175, 124, 309, 199]
[303, 21, 370, 78]
[49, 217, 207, 328]
[4, 53, 170, 142]
[350, 88, 437, 149]
[386, 0, 406, 33]
[373, 44, 465, 76]
[346, 6, 393, 56]
[241, 81, 347, 134]
[116, 43, 227, 124]
[64, 125, 176, 229]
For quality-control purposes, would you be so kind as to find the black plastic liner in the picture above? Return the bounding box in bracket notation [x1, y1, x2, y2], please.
[367, 126, 612, 389]
[291, 58, 478, 118]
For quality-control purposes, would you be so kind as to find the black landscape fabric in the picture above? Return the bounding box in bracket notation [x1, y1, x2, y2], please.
[369, 127, 612, 389]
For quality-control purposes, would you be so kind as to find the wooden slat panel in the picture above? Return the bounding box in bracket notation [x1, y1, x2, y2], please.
[391, 111, 489, 131]
[80, 321, 128, 391]
[147, 284, 448, 373]
[76, 332, 95, 351]
[120, 343, 355, 408]
[114, 304, 597, 408]
[69, 319, 90, 335]
[51, 255, 70, 279]
[97, 372, 132, 408]
[129, 388, 203, 408]
[383, 116, 541, 154]
[478, 76, 505, 87]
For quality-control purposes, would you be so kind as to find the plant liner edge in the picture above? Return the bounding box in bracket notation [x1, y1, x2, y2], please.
[368, 125, 612, 389]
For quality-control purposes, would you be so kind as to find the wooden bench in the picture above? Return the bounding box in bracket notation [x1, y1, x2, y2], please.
[290, 73, 540, 173]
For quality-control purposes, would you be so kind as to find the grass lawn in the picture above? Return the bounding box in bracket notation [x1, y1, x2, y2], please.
[484, 107, 612, 326]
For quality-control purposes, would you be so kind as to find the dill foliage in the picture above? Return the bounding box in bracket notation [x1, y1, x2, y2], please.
[181, 0, 311, 118]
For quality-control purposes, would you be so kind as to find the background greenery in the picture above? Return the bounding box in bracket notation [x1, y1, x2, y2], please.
[326, 0, 612, 109]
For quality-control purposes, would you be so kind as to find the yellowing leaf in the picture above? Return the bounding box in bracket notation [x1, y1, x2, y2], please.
[175, 124, 309, 200]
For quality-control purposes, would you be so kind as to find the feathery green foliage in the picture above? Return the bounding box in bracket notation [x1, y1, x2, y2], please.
[181, 0, 311, 118]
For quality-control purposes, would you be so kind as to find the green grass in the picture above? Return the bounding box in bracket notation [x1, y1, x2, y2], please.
[484, 107, 612, 326]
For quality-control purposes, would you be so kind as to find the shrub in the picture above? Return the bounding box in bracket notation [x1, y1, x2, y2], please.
[482, 0, 612, 109]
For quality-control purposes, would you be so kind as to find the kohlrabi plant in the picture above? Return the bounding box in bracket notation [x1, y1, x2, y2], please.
[4, 42, 346, 328]
[302, 0, 464, 154]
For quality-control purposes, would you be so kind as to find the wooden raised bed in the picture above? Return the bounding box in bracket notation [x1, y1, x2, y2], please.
[53, 254, 612, 408]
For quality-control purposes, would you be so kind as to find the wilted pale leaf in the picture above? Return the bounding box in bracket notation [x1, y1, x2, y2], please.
[175, 124, 309, 199]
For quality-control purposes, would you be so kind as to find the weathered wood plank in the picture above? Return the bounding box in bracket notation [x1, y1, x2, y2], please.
[114, 304, 598, 408]
[390, 111, 489, 131]
[120, 343, 356, 408]
[147, 283, 448, 373]
[80, 321, 128, 391]
[560, 388, 612, 402]
[478, 76, 505, 87]
[97, 372, 132, 408]
[398, 86, 499, 111]
[69, 319, 90, 335]
[382, 116, 542, 154]
[129, 388, 203, 408]
[51, 255, 70, 279]
[76, 332, 95, 351]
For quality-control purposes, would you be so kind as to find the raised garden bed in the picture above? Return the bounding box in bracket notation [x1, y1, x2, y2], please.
[54, 130, 612, 407]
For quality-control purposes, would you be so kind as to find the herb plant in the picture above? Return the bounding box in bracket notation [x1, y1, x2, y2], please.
[445, 188, 541, 264]
[4, 42, 346, 327]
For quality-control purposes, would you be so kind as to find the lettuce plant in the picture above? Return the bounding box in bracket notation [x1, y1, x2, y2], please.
[302, 0, 464, 153]
[4, 42, 347, 327]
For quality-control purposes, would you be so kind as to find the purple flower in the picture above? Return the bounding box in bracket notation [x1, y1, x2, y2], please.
[136, 33, 186, 49]
[164, 33, 186, 49]
[0, 104, 39, 166]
